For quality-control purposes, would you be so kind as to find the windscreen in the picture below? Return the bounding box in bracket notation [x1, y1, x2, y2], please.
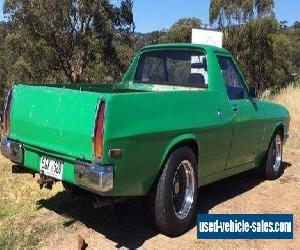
[134, 50, 208, 88]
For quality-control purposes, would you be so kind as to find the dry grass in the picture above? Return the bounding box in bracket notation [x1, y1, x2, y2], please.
[0, 157, 66, 249]
[270, 83, 300, 148]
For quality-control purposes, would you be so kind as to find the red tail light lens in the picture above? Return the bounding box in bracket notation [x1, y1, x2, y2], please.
[93, 101, 105, 159]
[3, 89, 12, 134]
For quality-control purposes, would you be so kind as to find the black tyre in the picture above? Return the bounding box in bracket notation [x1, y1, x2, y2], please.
[150, 147, 198, 236]
[262, 131, 283, 180]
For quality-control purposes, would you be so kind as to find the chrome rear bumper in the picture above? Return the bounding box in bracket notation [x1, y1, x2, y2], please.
[0, 136, 23, 164]
[1, 136, 113, 193]
[74, 161, 113, 193]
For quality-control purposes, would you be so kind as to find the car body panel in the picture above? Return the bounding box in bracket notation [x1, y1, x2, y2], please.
[9, 85, 106, 161]
[225, 98, 266, 168]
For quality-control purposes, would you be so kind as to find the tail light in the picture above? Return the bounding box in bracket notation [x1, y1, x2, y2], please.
[93, 101, 105, 159]
[3, 89, 12, 135]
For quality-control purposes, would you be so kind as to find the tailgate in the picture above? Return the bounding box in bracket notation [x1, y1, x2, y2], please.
[9, 85, 108, 160]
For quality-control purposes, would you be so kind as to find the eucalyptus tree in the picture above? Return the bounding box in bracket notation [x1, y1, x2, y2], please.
[291, 22, 300, 73]
[209, 0, 274, 28]
[4, 0, 135, 83]
[159, 18, 202, 43]
[208, 0, 292, 93]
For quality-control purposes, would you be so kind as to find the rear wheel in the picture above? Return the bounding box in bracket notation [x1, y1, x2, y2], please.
[150, 147, 198, 236]
[262, 131, 283, 180]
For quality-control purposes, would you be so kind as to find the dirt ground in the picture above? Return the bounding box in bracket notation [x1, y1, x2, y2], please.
[1, 146, 299, 249]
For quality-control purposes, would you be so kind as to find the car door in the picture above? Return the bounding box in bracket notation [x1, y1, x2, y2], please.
[217, 56, 265, 169]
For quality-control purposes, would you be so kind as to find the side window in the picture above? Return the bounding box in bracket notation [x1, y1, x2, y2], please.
[217, 57, 248, 100]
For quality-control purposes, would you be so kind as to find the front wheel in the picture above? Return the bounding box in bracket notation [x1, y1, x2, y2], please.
[262, 131, 283, 180]
[150, 147, 198, 236]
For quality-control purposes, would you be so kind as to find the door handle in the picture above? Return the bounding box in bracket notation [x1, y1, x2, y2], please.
[217, 109, 223, 118]
[232, 105, 239, 112]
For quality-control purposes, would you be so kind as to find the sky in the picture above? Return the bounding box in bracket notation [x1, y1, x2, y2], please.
[0, 0, 299, 33]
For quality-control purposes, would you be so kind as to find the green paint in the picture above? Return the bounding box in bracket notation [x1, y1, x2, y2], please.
[7, 43, 289, 196]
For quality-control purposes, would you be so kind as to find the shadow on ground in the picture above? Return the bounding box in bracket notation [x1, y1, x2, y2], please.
[36, 162, 291, 248]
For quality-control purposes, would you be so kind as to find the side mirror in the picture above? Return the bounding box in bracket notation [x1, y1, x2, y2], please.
[248, 86, 256, 98]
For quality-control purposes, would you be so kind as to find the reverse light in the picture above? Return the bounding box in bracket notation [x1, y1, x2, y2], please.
[3, 89, 12, 135]
[93, 101, 105, 159]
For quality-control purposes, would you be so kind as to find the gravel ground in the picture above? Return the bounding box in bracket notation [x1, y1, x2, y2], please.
[34, 147, 300, 249]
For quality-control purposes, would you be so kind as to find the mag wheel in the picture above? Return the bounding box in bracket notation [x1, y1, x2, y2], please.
[172, 159, 196, 220]
[262, 131, 283, 180]
[150, 147, 198, 236]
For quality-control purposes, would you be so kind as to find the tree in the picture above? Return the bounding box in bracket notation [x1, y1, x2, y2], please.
[0, 19, 68, 108]
[4, 0, 135, 83]
[134, 30, 167, 49]
[290, 22, 300, 73]
[133, 18, 201, 50]
[272, 23, 293, 85]
[209, 0, 294, 93]
[159, 18, 201, 43]
[229, 17, 277, 93]
[0, 22, 9, 90]
[209, 0, 274, 28]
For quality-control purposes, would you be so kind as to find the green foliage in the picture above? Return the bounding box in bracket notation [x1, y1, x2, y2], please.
[3, 0, 134, 83]
[134, 30, 167, 49]
[225, 17, 293, 92]
[134, 18, 202, 48]
[290, 22, 300, 72]
[272, 31, 293, 83]
[209, 0, 296, 93]
[209, 0, 274, 27]
[159, 18, 201, 43]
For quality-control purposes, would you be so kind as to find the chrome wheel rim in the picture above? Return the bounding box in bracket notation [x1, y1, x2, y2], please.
[172, 160, 195, 220]
[272, 134, 282, 172]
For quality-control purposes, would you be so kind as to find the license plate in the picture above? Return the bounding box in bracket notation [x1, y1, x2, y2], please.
[40, 156, 63, 180]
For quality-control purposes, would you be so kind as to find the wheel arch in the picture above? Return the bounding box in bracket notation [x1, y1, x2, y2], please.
[261, 121, 285, 180]
[272, 121, 284, 139]
[147, 134, 199, 195]
[159, 134, 199, 168]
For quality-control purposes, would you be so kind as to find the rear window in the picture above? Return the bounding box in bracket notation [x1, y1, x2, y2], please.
[134, 50, 208, 88]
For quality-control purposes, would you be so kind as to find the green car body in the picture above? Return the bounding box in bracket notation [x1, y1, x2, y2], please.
[1, 43, 290, 197]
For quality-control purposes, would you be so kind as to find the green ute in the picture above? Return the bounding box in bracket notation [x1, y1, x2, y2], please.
[1, 43, 290, 236]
